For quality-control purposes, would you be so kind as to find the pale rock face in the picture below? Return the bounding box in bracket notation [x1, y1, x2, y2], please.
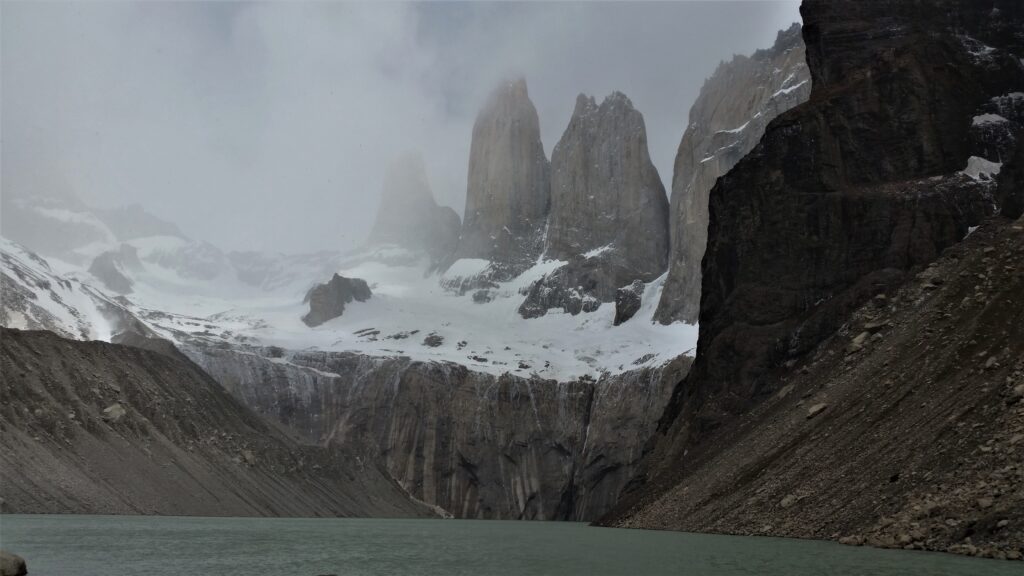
[367, 153, 461, 265]
[519, 92, 668, 319]
[655, 23, 811, 324]
[456, 79, 551, 280]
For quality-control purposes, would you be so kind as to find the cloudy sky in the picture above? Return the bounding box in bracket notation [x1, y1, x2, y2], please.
[2, 1, 801, 253]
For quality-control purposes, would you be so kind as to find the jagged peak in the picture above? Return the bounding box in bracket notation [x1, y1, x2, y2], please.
[601, 90, 635, 111]
[573, 93, 598, 117]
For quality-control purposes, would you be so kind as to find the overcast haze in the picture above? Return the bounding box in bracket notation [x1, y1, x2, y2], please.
[2, 1, 801, 253]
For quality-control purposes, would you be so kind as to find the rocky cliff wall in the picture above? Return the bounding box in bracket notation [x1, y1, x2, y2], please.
[455, 79, 551, 280]
[603, 0, 1024, 549]
[655, 24, 811, 324]
[189, 345, 689, 521]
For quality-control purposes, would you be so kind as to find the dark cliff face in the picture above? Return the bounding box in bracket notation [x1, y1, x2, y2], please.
[367, 153, 461, 265]
[455, 79, 551, 280]
[655, 24, 811, 324]
[607, 0, 1024, 523]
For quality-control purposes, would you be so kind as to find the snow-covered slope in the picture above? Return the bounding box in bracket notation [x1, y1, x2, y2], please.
[0, 238, 127, 340]
[1, 235, 697, 380]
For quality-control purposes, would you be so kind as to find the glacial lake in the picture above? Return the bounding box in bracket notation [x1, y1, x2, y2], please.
[0, 515, 1019, 576]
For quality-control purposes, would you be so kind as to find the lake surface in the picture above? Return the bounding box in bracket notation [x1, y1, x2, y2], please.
[0, 515, 1018, 576]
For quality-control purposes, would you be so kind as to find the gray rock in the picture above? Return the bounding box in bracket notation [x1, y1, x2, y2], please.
[455, 78, 550, 280]
[366, 153, 461, 265]
[101, 402, 127, 423]
[546, 92, 669, 284]
[302, 274, 372, 327]
[806, 403, 828, 419]
[655, 24, 811, 324]
[0, 550, 27, 576]
[614, 280, 645, 326]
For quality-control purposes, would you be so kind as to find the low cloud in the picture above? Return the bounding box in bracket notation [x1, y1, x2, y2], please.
[2, 1, 800, 253]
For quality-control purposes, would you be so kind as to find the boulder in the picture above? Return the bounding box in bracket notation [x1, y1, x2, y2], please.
[101, 402, 127, 423]
[302, 274, 372, 327]
[0, 551, 26, 576]
[614, 280, 645, 326]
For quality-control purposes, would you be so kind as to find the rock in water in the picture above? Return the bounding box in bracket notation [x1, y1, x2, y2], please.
[614, 280, 645, 326]
[0, 550, 27, 576]
[302, 274, 372, 327]
[366, 153, 461, 265]
[655, 24, 811, 324]
[455, 78, 550, 280]
[546, 92, 669, 280]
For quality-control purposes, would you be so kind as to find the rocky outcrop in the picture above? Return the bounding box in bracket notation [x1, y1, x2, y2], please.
[602, 0, 1024, 557]
[455, 79, 550, 280]
[614, 280, 644, 326]
[367, 153, 461, 265]
[88, 244, 142, 294]
[188, 344, 691, 521]
[655, 24, 811, 324]
[0, 328, 430, 517]
[602, 217, 1024, 559]
[301, 274, 372, 327]
[520, 93, 669, 318]
[546, 92, 669, 279]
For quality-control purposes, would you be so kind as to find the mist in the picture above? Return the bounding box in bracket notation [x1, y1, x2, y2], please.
[1, 1, 800, 254]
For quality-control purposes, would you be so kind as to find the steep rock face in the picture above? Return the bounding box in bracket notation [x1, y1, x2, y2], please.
[603, 217, 1024, 559]
[0, 329, 429, 518]
[604, 0, 1024, 540]
[520, 93, 669, 318]
[189, 345, 690, 521]
[546, 93, 669, 279]
[367, 153, 461, 265]
[455, 79, 551, 280]
[656, 24, 811, 324]
[301, 274, 372, 327]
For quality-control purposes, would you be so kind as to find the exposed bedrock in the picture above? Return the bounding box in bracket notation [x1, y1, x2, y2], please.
[301, 274, 372, 327]
[603, 0, 1024, 543]
[520, 92, 669, 318]
[455, 79, 551, 280]
[188, 345, 690, 521]
[655, 23, 811, 325]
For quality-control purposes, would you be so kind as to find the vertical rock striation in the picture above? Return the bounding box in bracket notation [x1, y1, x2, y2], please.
[189, 344, 690, 521]
[656, 23, 811, 324]
[546, 92, 669, 278]
[366, 153, 461, 265]
[455, 79, 551, 280]
[518, 92, 669, 318]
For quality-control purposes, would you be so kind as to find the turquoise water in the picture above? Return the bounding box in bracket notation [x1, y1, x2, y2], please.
[0, 515, 1018, 575]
